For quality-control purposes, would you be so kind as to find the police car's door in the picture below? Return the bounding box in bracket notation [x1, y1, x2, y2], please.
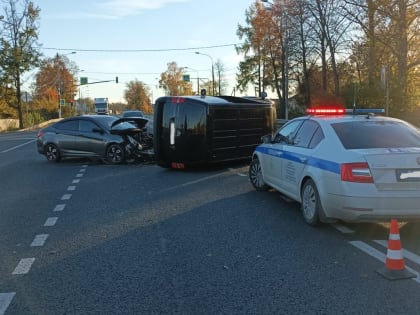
[279, 119, 323, 200]
[267, 120, 304, 189]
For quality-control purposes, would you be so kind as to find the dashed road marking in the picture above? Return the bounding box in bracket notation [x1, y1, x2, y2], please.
[72, 179, 80, 184]
[12, 258, 35, 275]
[53, 204, 66, 212]
[76, 173, 84, 178]
[61, 194, 72, 200]
[0, 292, 16, 315]
[31, 234, 49, 247]
[332, 223, 354, 234]
[44, 217, 58, 227]
[67, 186, 76, 191]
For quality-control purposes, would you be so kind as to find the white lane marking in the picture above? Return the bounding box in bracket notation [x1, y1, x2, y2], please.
[82, 164, 88, 168]
[350, 241, 386, 261]
[53, 204, 66, 212]
[67, 185, 76, 191]
[162, 173, 226, 192]
[31, 234, 49, 247]
[332, 223, 354, 234]
[79, 168, 86, 172]
[76, 173, 84, 178]
[12, 258, 35, 275]
[44, 217, 58, 227]
[72, 179, 80, 184]
[61, 194, 72, 200]
[374, 240, 420, 266]
[0, 139, 36, 153]
[0, 292, 16, 315]
[350, 241, 420, 284]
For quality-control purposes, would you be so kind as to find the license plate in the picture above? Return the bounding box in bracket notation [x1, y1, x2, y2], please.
[396, 169, 420, 182]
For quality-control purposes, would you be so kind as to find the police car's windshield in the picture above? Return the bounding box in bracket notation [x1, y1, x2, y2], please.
[332, 120, 420, 149]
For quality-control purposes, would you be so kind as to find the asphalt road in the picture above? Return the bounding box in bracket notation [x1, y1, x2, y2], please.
[1, 130, 420, 314]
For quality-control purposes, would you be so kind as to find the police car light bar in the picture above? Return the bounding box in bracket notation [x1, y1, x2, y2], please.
[307, 107, 385, 115]
[306, 107, 345, 115]
[345, 108, 385, 115]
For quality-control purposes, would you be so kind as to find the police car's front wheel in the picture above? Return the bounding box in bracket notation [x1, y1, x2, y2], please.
[249, 158, 269, 191]
[301, 179, 321, 226]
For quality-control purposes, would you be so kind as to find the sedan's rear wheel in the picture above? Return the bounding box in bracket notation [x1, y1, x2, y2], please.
[105, 144, 125, 164]
[45, 143, 61, 162]
[301, 179, 321, 226]
[249, 158, 269, 191]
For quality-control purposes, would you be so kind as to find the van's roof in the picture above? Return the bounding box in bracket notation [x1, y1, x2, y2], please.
[156, 95, 273, 105]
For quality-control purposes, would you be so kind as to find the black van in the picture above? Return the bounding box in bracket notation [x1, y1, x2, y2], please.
[153, 95, 276, 168]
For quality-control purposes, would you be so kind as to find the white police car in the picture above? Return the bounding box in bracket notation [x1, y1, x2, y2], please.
[249, 107, 420, 225]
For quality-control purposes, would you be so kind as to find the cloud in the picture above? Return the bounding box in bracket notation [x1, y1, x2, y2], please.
[96, 0, 189, 18]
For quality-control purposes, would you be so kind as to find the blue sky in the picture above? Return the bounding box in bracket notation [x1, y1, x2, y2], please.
[29, 0, 256, 103]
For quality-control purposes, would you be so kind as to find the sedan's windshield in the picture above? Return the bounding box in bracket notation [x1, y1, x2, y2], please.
[332, 120, 420, 149]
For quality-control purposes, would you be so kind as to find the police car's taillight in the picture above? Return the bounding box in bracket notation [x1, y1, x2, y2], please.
[340, 162, 373, 183]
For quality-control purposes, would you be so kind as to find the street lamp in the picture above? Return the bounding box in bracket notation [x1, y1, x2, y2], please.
[195, 51, 215, 96]
[261, 0, 289, 120]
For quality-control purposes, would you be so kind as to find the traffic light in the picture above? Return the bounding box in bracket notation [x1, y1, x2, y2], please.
[115, 76, 118, 84]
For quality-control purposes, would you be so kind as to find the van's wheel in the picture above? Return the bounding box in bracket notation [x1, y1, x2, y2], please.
[105, 144, 125, 164]
[249, 158, 269, 191]
[301, 179, 321, 226]
[45, 143, 61, 162]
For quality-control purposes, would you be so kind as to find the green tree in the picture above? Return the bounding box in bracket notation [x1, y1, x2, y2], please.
[124, 79, 153, 113]
[0, 0, 41, 128]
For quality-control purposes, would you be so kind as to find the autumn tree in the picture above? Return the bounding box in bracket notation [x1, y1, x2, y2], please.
[32, 53, 78, 118]
[124, 79, 153, 113]
[0, 0, 42, 128]
[159, 62, 193, 96]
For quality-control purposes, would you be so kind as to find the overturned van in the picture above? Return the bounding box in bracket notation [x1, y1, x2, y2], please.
[153, 95, 276, 168]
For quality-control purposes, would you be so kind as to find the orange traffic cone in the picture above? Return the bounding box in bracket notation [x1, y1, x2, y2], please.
[377, 219, 415, 280]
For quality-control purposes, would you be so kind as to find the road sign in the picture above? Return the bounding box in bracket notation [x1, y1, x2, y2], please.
[183, 74, 190, 82]
[80, 77, 88, 85]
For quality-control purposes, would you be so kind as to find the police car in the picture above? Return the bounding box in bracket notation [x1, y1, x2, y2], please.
[249, 106, 420, 225]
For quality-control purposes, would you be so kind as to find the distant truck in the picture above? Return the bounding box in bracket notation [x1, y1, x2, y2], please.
[94, 97, 110, 115]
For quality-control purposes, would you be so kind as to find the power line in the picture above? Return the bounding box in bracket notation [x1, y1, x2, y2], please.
[42, 43, 239, 53]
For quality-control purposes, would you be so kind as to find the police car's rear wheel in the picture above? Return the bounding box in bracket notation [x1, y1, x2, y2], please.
[301, 179, 321, 226]
[249, 158, 269, 191]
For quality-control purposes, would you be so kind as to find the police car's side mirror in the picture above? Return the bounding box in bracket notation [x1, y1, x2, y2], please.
[261, 134, 272, 144]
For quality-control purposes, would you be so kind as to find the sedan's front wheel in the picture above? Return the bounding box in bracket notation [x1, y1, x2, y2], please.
[105, 144, 125, 164]
[301, 179, 321, 226]
[249, 158, 269, 191]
